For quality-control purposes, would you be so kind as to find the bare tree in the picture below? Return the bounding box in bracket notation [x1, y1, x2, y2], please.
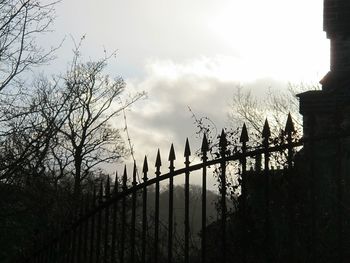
[0, 0, 58, 91]
[229, 83, 321, 139]
[0, 46, 145, 200]
[49, 50, 145, 198]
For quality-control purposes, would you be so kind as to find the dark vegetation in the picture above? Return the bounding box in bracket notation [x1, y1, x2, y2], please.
[0, 1, 145, 260]
[2, 1, 347, 263]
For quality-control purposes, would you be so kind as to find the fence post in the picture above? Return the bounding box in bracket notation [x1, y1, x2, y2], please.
[142, 156, 149, 263]
[240, 123, 249, 263]
[77, 198, 84, 263]
[89, 187, 96, 263]
[262, 119, 271, 263]
[154, 149, 161, 263]
[104, 176, 111, 263]
[309, 115, 316, 263]
[82, 195, 90, 262]
[110, 172, 119, 263]
[285, 113, 295, 263]
[70, 213, 77, 263]
[168, 144, 176, 263]
[130, 162, 137, 263]
[120, 166, 127, 263]
[95, 181, 103, 263]
[184, 138, 191, 263]
[219, 129, 227, 263]
[201, 134, 209, 263]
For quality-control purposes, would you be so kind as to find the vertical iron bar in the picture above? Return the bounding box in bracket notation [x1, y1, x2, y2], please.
[89, 188, 96, 263]
[66, 229, 72, 263]
[77, 223, 82, 263]
[63, 232, 69, 263]
[121, 166, 127, 263]
[309, 115, 316, 263]
[142, 156, 149, 263]
[70, 209, 78, 263]
[111, 172, 119, 263]
[52, 239, 58, 263]
[201, 135, 208, 263]
[168, 144, 176, 263]
[262, 119, 271, 263]
[70, 226, 77, 263]
[96, 182, 103, 263]
[184, 138, 191, 263]
[104, 177, 111, 263]
[219, 130, 227, 263]
[82, 199, 89, 263]
[77, 201, 84, 263]
[240, 123, 249, 263]
[155, 150, 162, 263]
[285, 114, 295, 263]
[130, 163, 137, 263]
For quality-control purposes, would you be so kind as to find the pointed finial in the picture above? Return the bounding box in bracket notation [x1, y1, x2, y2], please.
[262, 119, 271, 138]
[113, 171, 119, 194]
[155, 149, 162, 167]
[184, 138, 191, 157]
[168, 143, 176, 161]
[219, 129, 227, 148]
[285, 113, 295, 134]
[143, 155, 149, 174]
[240, 123, 249, 143]
[105, 176, 110, 198]
[132, 162, 137, 186]
[122, 165, 127, 190]
[201, 134, 209, 153]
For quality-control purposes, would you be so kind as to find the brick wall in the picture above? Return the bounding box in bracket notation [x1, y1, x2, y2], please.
[324, 0, 350, 37]
[331, 39, 350, 71]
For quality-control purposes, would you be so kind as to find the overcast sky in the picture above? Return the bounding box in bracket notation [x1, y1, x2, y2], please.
[42, 0, 329, 180]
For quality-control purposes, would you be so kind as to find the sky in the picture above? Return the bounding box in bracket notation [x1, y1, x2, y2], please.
[41, 0, 330, 182]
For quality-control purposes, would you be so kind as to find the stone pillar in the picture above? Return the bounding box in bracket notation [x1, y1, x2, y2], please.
[296, 1, 350, 260]
[298, 0, 350, 136]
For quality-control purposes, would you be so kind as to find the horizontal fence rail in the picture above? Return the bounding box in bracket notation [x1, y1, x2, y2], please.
[19, 114, 350, 263]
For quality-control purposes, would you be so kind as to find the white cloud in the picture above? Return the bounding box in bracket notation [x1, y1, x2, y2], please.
[40, 0, 330, 185]
[121, 57, 287, 166]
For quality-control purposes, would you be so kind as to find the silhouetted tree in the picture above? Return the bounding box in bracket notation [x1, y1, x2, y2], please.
[0, 0, 58, 91]
[229, 83, 320, 138]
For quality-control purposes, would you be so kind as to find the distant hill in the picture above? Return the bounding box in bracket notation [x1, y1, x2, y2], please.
[131, 184, 221, 249]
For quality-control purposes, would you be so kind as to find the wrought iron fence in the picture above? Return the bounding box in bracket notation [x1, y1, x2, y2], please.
[19, 113, 350, 263]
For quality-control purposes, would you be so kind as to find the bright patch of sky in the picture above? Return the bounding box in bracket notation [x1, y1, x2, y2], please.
[42, 0, 329, 181]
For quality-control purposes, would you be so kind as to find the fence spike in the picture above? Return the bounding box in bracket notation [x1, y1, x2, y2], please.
[285, 113, 295, 134]
[262, 118, 271, 138]
[219, 129, 227, 148]
[168, 143, 176, 161]
[240, 123, 249, 143]
[155, 149, 162, 167]
[133, 161, 137, 186]
[184, 138, 191, 157]
[113, 171, 119, 195]
[123, 165, 128, 191]
[201, 133, 209, 153]
[105, 176, 110, 198]
[143, 155, 149, 174]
